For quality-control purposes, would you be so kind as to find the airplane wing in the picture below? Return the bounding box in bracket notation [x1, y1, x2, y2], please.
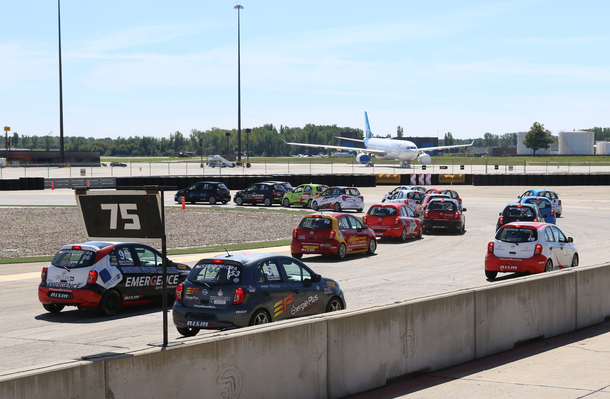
[418, 140, 475, 152]
[283, 140, 387, 155]
[335, 137, 365, 143]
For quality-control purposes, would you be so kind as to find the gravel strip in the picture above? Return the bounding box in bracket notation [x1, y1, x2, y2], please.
[0, 207, 304, 259]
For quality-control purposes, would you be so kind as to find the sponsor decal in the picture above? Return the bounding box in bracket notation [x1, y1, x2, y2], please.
[99, 268, 112, 283]
[291, 294, 320, 315]
[274, 294, 294, 317]
[47, 282, 80, 289]
[235, 310, 248, 314]
[176, 264, 187, 270]
[347, 235, 366, 245]
[184, 295, 199, 302]
[48, 291, 74, 299]
[123, 295, 142, 301]
[210, 296, 231, 305]
[186, 287, 200, 295]
[326, 280, 336, 287]
[324, 288, 333, 295]
[124, 274, 179, 288]
[186, 321, 213, 327]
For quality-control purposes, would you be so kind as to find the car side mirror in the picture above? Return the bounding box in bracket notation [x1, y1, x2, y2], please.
[313, 274, 322, 283]
[462, 208, 467, 212]
[568, 237, 573, 243]
[499, 212, 502, 216]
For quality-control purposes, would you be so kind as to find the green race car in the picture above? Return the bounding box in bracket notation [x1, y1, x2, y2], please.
[281, 184, 328, 208]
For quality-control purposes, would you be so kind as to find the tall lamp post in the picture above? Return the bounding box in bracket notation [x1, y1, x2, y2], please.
[57, 0, 65, 165]
[234, 4, 243, 165]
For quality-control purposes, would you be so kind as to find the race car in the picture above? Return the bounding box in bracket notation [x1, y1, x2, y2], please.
[425, 188, 462, 205]
[174, 181, 231, 205]
[281, 183, 328, 208]
[484, 222, 578, 279]
[383, 189, 425, 211]
[516, 196, 556, 224]
[496, 203, 544, 231]
[422, 198, 466, 234]
[291, 213, 377, 260]
[172, 252, 345, 336]
[381, 185, 426, 202]
[363, 203, 423, 241]
[309, 186, 364, 212]
[518, 189, 563, 217]
[39, 242, 190, 316]
[234, 182, 287, 207]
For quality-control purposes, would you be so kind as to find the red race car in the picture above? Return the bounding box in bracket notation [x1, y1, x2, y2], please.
[364, 203, 423, 241]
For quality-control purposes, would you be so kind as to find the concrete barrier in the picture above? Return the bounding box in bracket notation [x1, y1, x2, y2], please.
[4, 264, 610, 399]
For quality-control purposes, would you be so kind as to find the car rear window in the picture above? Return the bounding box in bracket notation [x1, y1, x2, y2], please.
[496, 227, 538, 242]
[299, 217, 332, 230]
[504, 206, 534, 218]
[218, 183, 228, 190]
[51, 249, 96, 268]
[428, 201, 456, 211]
[368, 206, 397, 217]
[525, 198, 551, 209]
[346, 188, 361, 196]
[188, 263, 242, 286]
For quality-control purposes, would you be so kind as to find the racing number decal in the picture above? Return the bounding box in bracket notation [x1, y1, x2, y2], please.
[100, 204, 141, 230]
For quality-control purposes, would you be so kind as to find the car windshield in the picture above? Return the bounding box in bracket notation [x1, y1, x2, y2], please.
[51, 249, 96, 268]
[299, 217, 332, 230]
[187, 263, 242, 286]
[368, 206, 397, 217]
[496, 227, 538, 243]
[504, 206, 534, 218]
[428, 201, 455, 211]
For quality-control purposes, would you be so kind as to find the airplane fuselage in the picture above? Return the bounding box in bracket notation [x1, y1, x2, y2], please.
[364, 138, 419, 161]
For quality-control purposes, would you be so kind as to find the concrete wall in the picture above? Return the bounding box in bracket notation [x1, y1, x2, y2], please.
[4, 264, 610, 399]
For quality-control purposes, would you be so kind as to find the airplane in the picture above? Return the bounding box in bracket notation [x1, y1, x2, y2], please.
[284, 112, 474, 167]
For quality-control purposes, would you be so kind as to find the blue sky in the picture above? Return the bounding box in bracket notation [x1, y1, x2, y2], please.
[2, 1, 609, 141]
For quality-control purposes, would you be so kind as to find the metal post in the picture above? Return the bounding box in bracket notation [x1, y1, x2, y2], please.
[57, 0, 65, 164]
[168, 161, 170, 175]
[235, 4, 244, 165]
[287, 160, 289, 174]
[160, 188, 168, 346]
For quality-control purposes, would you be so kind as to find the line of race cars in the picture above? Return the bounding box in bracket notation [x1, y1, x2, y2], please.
[38, 183, 577, 337]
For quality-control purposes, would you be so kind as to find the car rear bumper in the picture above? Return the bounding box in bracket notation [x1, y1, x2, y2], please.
[371, 225, 403, 237]
[38, 286, 102, 308]
[172, 301, 251, 329]
[291, 240, 340, 256]
[423, 220, 462, 230]
[485, 253, 548, 274]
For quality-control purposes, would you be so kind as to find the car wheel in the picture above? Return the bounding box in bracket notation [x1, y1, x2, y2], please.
[556, 213, 561, 218]
[485, 270, 497, 280]
[416, 226, 423, 239]
[283, 198, 291, 207]
[291, 252, 303, 259]
[460, 222, 465, 235]
[366, 238, 377, 255]
[222, 200, 228, 204]
[249, 309, 271, 326]
[336, 243, 347, 260]
[264, 197, 272, 207]
[571, 254, 579, 267]
[208, 196, 217, 205]
[307, 199, 313, 208]
[43, 303, 65, 313]
[177, 327, 200, 337]
[312, 201, 319, 211]
[235, 197, 243, 206]
[334, 202, 342, 212]
[326, 297, 343, 312]
[97, 289, 122, 316]
[544, 259, 553, 272]
[400, 228, 408, 242]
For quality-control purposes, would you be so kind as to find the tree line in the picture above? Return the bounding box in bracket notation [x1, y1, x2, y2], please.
[2, 123, 608, 157]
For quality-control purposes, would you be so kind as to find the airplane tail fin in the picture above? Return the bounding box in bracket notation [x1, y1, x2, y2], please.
[364, 112, 373, 139]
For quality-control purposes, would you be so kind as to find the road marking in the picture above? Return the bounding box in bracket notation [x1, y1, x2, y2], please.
[0, 272, 40, 282]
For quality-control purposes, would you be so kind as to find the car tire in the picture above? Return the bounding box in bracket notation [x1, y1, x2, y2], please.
[208, 196, 217, 205]
[544, 259, 553, 272]
[222, 200, 228, 204]
[556, 213, 561, 218]
[416, 226, 423, 239]
[336, 243, 347, 260]
[282, 198, 291, 207]
[291, 252, 303, 259]
[235, 197, 243, 206]
[307, 199, 313, 208]
[326, 297, 343, 312]
[334, 202, 342, 212]
[571, 254, 579, 267]
[264, 197, 272, 207]
[485, 270, 497, 280]
[43, 303, 65, 313]
[366, 238, 377, 255]
[400, 228, 408, 242]
[249, 309, 271, 326]
[97, 289, 122, 316]
[177, 326, 200, 337]
[312, 201, 319, 211]
[460, 222, 465, 235]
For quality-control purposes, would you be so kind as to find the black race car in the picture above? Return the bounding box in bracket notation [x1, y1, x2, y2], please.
[39, 242, 190, 316]
[174, 181, 231, 205]
[233, 182, 286, 206]
[172, 252, 345, 336]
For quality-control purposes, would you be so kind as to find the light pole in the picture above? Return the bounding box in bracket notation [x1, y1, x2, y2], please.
[234, 4, 243, 165]
[57, 0, 65, 165]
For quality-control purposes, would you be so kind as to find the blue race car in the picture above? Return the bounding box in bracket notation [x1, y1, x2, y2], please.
[517, 196, 556, 224]
[518, 189, 562, 217]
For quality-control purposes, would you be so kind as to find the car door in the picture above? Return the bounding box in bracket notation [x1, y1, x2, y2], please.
[242, 184, 257, 203]
[279, 257, 323, 317]
[254, 259, 294, 321]
[133, 244, 179, 298]
[113, 244, 146, 299]
[347, 215, 370, 250]
[300, 185, 313, 205]
[551, 226, 574, 267]
[401, 205, 417, 235]
[543, 226, 562, 267]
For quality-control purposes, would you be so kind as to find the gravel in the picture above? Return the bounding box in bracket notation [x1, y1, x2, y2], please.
[0, 207, 304, 259]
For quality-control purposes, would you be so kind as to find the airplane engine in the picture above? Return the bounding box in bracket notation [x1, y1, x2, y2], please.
[418, 153, 431, 165]
[356, 153, 370, 164]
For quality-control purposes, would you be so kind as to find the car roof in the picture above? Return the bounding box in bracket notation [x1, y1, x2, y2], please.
[521, 196, 552, 202]
[58, 241, 145, 251]
[370, 202, 403, 209]
[429, 198, 459, 204]
[305, 212, 351, 219]
[197, 252, 288, 266]
[499, 222, 548, 230]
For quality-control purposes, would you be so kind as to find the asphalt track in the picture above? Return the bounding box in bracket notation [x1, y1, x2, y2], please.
[2, 165, 610, 397]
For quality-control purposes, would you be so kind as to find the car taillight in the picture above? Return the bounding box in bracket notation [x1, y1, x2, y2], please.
[534, 244, 543, 255]
[87, 270, 98, 285]
[176, 283, 184, 301]
[454, 211, 459, 218]
[342, 195, 347, 201]
[534, 218, 539, 222]
[498, 217, 504, 225]
[293, 228, 298, 238]
[404, 200, 409, 205]
[272, 190, 277, 196]
[212, 259, 224, 264]
[329, 230, 336, 239]
[424, 210, 429, 218]
[363, 216, 368, 224]
[558, 199, 561, 206]
[41, 266, 48, 281]
[395, 217, 400, 225]
[359, 196, 363, 200]
[487, 242, 494, 253]
[72, 245, 82, 250]
[217, 189, 220, 194]
[233, 287, 245, 305]
[550, 209, 555, 216]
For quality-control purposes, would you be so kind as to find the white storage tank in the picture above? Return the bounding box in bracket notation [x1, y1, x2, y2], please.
[517, 131, 553, 155]
[558, 131, 594, 155]
[595, 141, 610, 155]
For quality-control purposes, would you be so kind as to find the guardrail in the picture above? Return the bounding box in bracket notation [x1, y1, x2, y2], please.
[3, 263, 610, 399]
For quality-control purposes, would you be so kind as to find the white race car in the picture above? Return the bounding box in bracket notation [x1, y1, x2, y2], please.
[310, 186, 364, 212]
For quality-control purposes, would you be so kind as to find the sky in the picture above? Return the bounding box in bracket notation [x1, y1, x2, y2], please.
[2, 0, 610, 141]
